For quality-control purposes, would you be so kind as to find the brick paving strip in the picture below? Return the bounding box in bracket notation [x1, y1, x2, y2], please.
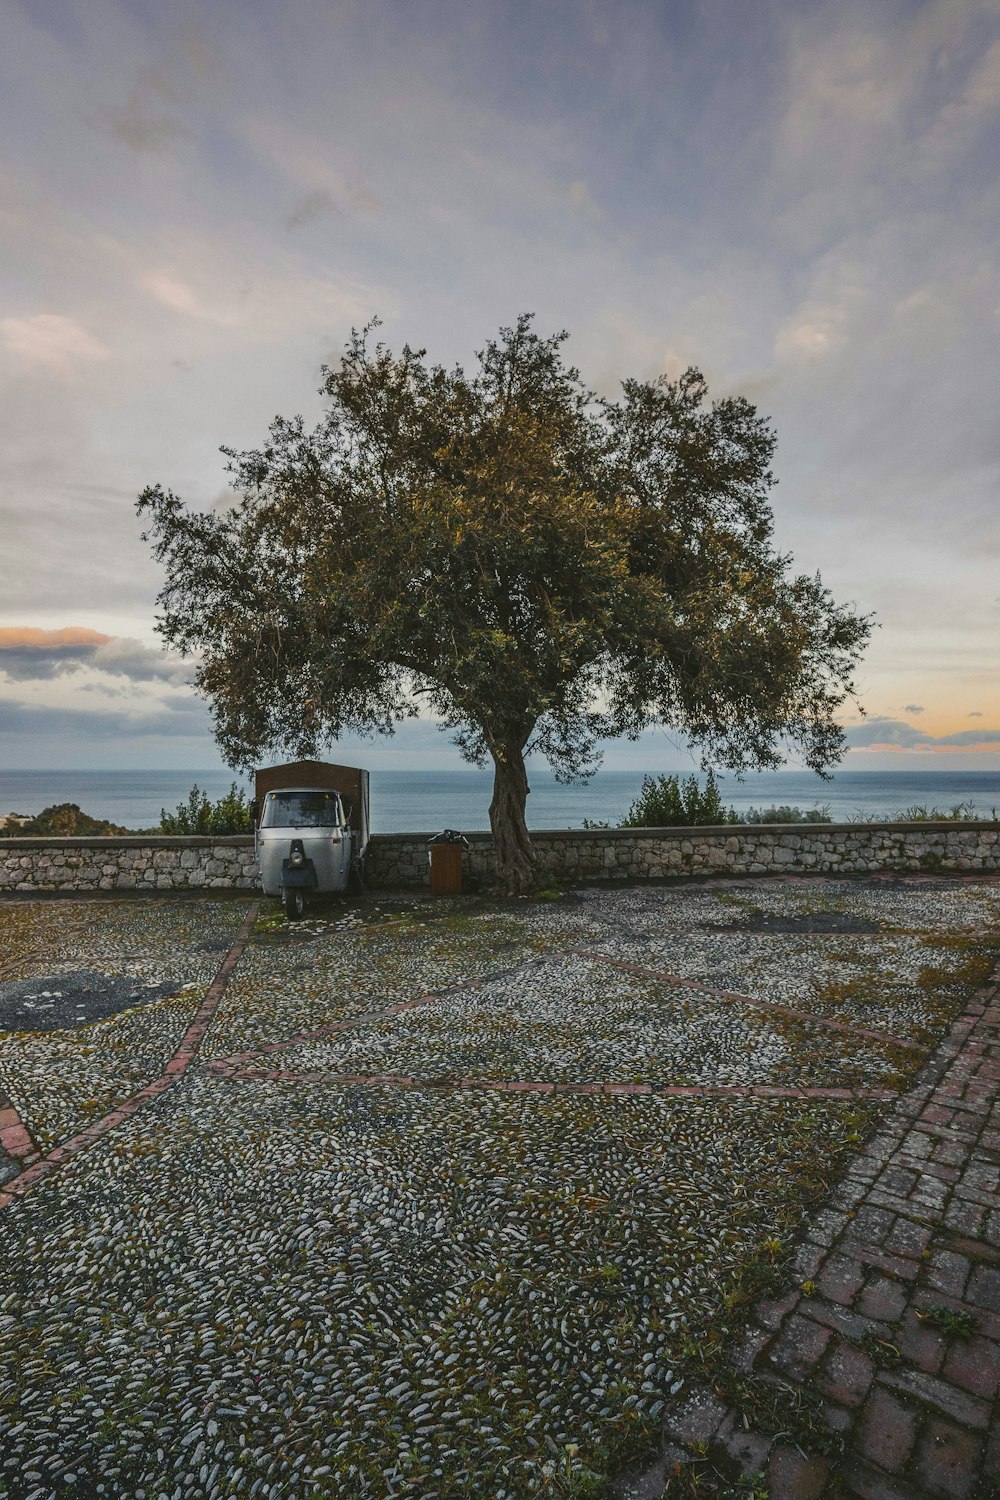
[0, 1080, 39, 1169]
[613, 961, 1000, 1500]
[571, 947, 927, 1054]
[0, 899, 260, 1211]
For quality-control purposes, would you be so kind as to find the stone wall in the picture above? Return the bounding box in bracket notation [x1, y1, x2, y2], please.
[365, 823, 1000, 889]
[0, 837, 257, 893]
[0, 823, 998, 895]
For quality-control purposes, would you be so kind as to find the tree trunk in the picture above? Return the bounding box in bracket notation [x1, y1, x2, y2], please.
[489, 741, 536, 895]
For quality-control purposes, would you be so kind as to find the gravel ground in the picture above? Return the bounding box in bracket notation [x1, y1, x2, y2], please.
[203, 917, 540, 1064]
[0, 982, 205, 1151]
[0, 900, 248, 1154]
[573, 929, 991, 1044]
[272, 952, 912, 1090]
[0, 877, 998, 1499]
[523, 879, 1000, 940]
[0, 898, 250, 971]
[0, 1077, 867, 1499]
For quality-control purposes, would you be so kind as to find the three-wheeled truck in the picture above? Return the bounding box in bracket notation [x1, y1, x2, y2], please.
[254, 760, 370, 919]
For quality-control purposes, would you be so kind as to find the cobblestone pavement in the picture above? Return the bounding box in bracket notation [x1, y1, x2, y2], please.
[0, 879, 999, 1498]
[616, 952, 1000, 1498]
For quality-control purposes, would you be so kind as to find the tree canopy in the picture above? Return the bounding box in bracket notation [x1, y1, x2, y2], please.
[138, 314, 872, 892]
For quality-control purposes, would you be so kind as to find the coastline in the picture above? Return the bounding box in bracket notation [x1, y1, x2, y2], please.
[1, 767, 999, 835]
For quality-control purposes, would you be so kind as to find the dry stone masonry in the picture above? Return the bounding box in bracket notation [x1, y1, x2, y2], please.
[366, 824, 1000, 889]
[0, 822, 998, 893]
[0, 837, 258, 893]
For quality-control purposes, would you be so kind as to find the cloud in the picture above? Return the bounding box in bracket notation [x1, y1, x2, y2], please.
[773, 4, 1000, 222]
[0, 696, 210, 739]
[844, 718, 1000, 751]
[845, 718, 932, 749]
[86, 42, 211, 154]
[0, 626, 112, 679]
[1, 0, 999, 774]
[773, 300, 849, 362]
[142, 271, 211, 318]
[919, 39, 1000, 169]
[91, 637, 193, 686]
[93, 94, 189, 154]
[141, 268, 259, 327]
[0, 315, 109, 374]
[237, 115, 379, 218]
[969, 711, 983, 717]
[130, 242, 379, 339]
[285, 191, 338, 230]
[931, 729, 1000, 747]
[0, 627, 112, 649]
[0, 627, 191, 686]
[566, 179, 601, 219]
[92, 638, 193, 686]
[903, 704, 924, 714]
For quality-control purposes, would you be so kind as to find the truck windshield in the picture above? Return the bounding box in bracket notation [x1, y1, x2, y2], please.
[261, 791, 341, 828]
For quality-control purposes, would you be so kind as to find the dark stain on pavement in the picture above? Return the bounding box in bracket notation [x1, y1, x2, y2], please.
[713, 912, 884, 934]
[0, 969, 186, 1032]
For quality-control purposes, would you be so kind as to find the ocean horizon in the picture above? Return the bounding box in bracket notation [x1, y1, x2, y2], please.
[1, 767, 998, 834]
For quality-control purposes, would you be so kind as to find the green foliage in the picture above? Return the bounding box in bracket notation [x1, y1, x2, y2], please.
[858, 1330, 902, 1368]
[917, 1304, 977, 1337]
[739, 804, 833, 824]
[592, 793, 833, 829]
[159, 782, 252, 835]
[0, 803, 127, 837]
[849, 801, 997, 823]
[620, 770, 738, 827]
[138, 313, 873, 892]
[894, 801, 991, 822]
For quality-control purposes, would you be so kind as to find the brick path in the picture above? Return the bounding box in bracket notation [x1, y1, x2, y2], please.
[616, 961, 1000, 1499]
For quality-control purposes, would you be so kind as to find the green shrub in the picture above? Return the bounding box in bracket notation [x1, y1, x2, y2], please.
[0, 803, 127, 837]
[159, 782, 253, 835]
[617, 774, 834, 829]
[893, 801, 987, 823]
[620, 771, 739, 828]
[740, 804, 833, 824]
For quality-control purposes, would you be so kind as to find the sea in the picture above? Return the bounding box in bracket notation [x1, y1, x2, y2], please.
[1, 768, 998, 834]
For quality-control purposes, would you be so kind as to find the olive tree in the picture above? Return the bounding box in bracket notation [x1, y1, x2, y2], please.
[138, 315, 872, 893]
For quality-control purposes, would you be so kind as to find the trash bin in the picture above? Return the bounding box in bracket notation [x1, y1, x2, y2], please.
[427, 830, 469, 896]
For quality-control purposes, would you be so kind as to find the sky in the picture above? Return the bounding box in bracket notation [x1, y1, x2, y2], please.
[0, 0, 998, 777]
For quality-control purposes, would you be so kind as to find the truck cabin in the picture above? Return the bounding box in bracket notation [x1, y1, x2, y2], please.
[258, 788, 348, 830]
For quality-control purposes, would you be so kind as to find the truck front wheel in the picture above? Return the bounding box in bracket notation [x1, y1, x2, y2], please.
[283, 887, 305, 920]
